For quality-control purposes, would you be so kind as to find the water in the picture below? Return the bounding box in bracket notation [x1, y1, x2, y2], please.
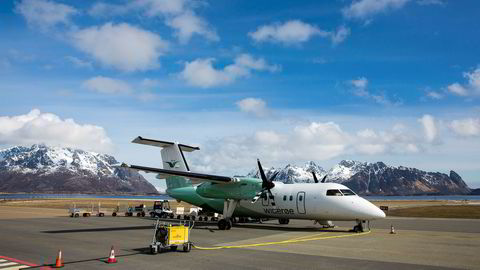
[1, 193, 478, 201]
[365, 195, 480, 201]
[0, 193, 172, 200]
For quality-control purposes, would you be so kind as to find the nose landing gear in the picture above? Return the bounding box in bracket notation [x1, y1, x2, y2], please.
[352, 220, 366, 232]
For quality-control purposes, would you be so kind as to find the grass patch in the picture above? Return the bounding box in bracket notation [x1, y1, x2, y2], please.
[388, 205, 480, 219]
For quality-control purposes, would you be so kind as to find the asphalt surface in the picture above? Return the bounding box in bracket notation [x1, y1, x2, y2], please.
[0, 212, 479, 269]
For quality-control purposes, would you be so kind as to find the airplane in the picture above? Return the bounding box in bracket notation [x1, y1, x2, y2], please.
[121, 136, 386, 232]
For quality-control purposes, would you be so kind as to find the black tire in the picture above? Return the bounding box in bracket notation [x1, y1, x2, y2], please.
[112, 212, 117, 217]
[70, 213, 74, 218]
[191, 216, 196, 221]
[150, 246, 157, 254]
[74, 213, 79, 218]
[226, 219, 232, 230]
[177, 215, 181, 219]
[183, 243, 191, 252]
[218, 219, 227, 230]
[170, 245, 178, 251]
[150, 212, 155, 218]
[141, 212, 146, 217]
[169, 213, 174, 219]
[211, 217, 216, 222]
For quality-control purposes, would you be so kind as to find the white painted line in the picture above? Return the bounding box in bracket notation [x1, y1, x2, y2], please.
[0, 259, 6, 262]
[1, 266, 30, 270]
[0, 262, 18, 267]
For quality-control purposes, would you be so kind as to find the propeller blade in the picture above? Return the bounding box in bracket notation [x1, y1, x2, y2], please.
[321, 175, 327, 183]
[312, 172, 319, 183]
[257, 159, 275, 189]
[269, 171, 279, 182]
[267, 189, 276, 206]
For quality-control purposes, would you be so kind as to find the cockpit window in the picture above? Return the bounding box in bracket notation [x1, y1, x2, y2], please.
[340, 189, 356, 196]
[326, 189, 343, 196]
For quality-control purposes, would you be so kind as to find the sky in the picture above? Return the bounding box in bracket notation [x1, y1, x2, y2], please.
[1, 0, 479, 189]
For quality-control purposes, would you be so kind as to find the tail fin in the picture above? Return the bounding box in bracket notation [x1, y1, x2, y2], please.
[132, 136, 199, 189]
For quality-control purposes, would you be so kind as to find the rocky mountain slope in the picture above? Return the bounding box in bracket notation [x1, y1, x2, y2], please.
[0, 145, 157, 193]
[248, 160, 471, 195]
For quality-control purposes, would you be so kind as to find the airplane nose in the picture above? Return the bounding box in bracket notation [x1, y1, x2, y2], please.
[358, 199, 386, 220]
[372, 205, 386, 219]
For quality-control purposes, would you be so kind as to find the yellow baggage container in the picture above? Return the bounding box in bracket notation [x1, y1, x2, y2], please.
[167, 225, 189, 245]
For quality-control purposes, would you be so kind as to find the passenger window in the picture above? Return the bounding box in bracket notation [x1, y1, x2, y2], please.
[326, 189, 343, 196]
[340, 189, 356, 196]
[289, 195, 293, 201]
[299, 195, 303, 201]
[283, 195, 287, 201]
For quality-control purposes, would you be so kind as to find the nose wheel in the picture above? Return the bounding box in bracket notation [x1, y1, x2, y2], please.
[353, 220, 365, 233]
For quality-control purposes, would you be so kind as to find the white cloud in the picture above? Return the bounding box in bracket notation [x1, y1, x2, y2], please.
[179, 54, 279, 88]
[71, 23, 168, 72]
[417, 0, 445, 6]
[0, 109, 113, 153]
[65, 56, 93, 69]
[249, 20, 349, 45]
[426, 91, 444, 99]
[450, 118, 480, 137]
[447, 83, 468, 96]
[349, 76, 399, 105]
[166, 10, 219, 44]
[446, 67, 480, 97]
[191, 120, 428, 173]
[236, 98, 269, 117]
[88, 0, 217, 44]
[15, 0, 78, 31]
[418, 114, 437, 143]
[83, 76, 131, 94]
[342, 0, 410, 20]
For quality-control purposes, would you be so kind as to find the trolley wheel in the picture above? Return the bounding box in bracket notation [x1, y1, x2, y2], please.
[150, 246, 157, 254]
[177, 215, 181, 219]
[112, 212, 117, 217]
[150, 212, 155, 218]
[191, 216, 196, 221]
[141, 212, 146, 217]
[137, 213, 141, 217]
[169, 213, 174, 219]
[70, 213, 74, 218]
[83, 213, 87, 217]
[183, 243, 191, 252]
[218, 219, 227, 230]
[74, 213, 79, 218]
[170, 245, 178, 251]
[99, 213, 104, 217]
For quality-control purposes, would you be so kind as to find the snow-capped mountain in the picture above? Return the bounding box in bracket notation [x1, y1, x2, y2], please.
[0, 145, 157, 193]
[248, 160, 471, 195]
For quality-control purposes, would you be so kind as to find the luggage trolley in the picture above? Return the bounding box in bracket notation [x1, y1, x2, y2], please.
[150, 219, 194, 254]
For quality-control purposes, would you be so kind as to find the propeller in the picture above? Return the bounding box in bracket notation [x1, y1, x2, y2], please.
[312, 171, 327, 183]
[252, 159, 277, 206]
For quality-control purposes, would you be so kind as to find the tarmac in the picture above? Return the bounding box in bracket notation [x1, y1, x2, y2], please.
[0, 207, 479, 269]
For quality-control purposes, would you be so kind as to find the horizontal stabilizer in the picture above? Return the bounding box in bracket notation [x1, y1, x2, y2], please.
[132, 136, 200, 152]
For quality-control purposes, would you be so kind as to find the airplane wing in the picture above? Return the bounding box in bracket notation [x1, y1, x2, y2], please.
[120, 163, 233, 183]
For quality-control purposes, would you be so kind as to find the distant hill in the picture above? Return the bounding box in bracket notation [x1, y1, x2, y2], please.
[470, 188, 480, 195]
[247, 160, 471, 196]
[0, 145, 157, 194]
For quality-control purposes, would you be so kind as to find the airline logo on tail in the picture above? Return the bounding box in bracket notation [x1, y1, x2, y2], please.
[165, 160, 180, 168]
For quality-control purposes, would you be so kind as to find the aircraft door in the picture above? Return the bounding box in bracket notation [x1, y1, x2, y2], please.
[297, 191, 306, 214]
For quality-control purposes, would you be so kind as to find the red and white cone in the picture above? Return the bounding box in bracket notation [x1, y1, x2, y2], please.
[54, 249, 64, 268]
[390, 224, 396, 234]
[107, 246, 117, 263]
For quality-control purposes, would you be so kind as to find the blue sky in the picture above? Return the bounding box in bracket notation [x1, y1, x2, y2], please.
[1, 0, 479, 189]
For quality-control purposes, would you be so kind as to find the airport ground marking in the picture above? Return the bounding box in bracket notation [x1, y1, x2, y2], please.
[0, 255, 50, 269]
[193, 230, 371, 250]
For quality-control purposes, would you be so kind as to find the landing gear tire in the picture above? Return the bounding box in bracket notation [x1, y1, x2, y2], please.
[226, 219, 232, 230]
[353, 221, 364, 233]
[218, 219, 227, 230]
[278, 218, 289, 225]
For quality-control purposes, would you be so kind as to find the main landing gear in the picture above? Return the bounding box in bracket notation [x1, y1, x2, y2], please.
[278, 218, 289, 225]
[353, 220, 366, 233]
[218, 199, 239, 230]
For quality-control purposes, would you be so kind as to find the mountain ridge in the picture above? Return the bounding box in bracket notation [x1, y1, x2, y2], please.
[0, 144, 157, 194]
[247, 160, 471, 195]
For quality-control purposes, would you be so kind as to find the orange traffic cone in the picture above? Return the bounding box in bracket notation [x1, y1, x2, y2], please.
[107, 246, 117, 263]
[390, 224, 396, 234]
[54, 249, 64, 268]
